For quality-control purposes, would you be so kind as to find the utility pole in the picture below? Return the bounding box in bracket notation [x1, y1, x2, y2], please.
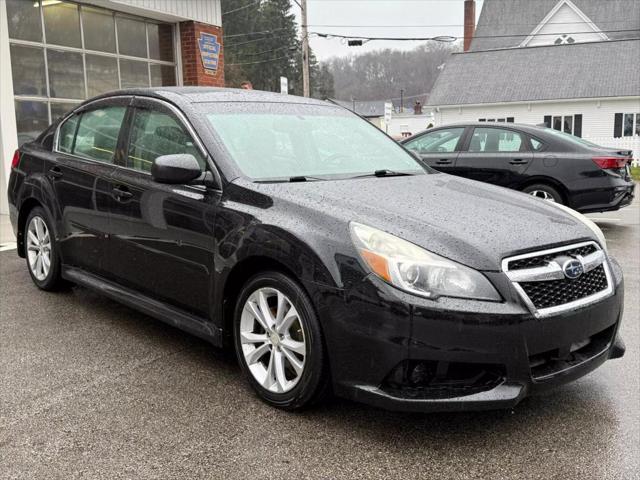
[300, 0, 310, 97]
[400, 89, 404, 113]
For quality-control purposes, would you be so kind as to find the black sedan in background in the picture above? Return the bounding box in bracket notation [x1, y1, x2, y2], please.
[8, 89, 625, 412]
[402, 123, 635, 213]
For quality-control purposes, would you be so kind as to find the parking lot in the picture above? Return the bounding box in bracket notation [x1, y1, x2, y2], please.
[0, 196, 638, 480]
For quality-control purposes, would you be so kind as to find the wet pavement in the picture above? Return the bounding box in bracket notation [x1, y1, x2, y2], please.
[1, 196, 638, 479]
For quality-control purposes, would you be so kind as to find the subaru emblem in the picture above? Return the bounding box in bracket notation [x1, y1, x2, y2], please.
[562, 259, 584, 280]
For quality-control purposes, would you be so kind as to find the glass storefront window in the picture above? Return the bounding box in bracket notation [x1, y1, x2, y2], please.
[43, 1, 81, 48]
[120, 59, 150, 88]
[148, 23, 175, 62]
[117, 17, 148, 58]
[6, 0, 43, 42]
[51, 103, 81, 125]
[82, 7, 116, 53]
[10, 45, 47, 97]
[47, 49, 85, 99]
[15, 101, 49, 146]
[8, 3, 178, 145]
[150, 64, 176, 87]
[86, 55, 119, 97]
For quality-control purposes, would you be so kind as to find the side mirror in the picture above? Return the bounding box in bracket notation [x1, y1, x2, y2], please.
[151, 154, 202, 184]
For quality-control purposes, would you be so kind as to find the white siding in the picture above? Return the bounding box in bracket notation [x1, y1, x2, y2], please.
[98, 0, 221, 25]
[435, 97, 640, 163]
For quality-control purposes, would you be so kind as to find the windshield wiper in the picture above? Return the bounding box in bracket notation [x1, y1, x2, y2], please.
[349, 169, 417, 179]
[289, 175, 325, 182]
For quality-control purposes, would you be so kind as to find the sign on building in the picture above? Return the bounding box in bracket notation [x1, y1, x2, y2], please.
[280, 77, 289, 94]
[198, 33, 221, 75]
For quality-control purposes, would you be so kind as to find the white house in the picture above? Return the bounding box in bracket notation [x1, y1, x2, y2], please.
[428, 0, 640, 164]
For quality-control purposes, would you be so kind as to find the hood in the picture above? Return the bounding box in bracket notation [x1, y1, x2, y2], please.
[236, 174, 597, 271]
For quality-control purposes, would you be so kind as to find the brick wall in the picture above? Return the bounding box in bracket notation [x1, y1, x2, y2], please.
[179, 21, 225, 87]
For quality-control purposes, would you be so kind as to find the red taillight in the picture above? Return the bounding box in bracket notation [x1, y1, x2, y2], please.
[11, 149, 20, 169]
[592, 157, 628, 169]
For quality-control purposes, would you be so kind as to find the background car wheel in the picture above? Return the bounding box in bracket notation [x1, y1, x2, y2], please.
[24, 207, 64, 291]
[233, 271, 330, 410]
[522, 184, 564, 204]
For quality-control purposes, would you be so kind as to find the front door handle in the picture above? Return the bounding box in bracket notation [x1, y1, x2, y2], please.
[112, 186, 133, 201]
[509, 159, 528, 165]
[48, 166, 63, 179]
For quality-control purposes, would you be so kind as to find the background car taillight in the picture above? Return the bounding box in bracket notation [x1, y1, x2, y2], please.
[11, 149, 21, 169]
[592, 157, 629, 170]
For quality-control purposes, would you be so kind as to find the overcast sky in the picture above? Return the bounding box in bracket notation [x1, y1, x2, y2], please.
[294, 0, 485, 61]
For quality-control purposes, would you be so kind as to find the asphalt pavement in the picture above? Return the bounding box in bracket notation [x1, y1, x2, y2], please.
[1, 197, 638, 479]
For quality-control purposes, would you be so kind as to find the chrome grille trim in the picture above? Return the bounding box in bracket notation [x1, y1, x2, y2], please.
[502, 241, 613, 318]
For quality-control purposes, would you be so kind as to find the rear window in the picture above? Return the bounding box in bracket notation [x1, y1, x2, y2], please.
[71, 107, 126, 163]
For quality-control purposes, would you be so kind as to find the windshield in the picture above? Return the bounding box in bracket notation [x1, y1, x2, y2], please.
[542, 128, 600, 148]
[202, 103, 426, 181]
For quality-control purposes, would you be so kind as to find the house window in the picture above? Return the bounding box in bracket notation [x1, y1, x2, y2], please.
[478, 117, 514, 123]
[614, 113, 640, 138]
[543, 114, 583, 137]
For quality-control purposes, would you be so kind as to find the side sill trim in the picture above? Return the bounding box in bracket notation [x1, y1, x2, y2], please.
[62, 266, 222, 347]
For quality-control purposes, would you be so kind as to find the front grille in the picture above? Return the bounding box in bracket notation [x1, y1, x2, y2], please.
[519, 264, 608, 309]
[508, 244, 597, 270]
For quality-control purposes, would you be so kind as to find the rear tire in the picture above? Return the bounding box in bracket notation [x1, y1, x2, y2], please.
[233, 271, 330, 410]
[522, 183, 564, 204]
[24, 207, 64, 291]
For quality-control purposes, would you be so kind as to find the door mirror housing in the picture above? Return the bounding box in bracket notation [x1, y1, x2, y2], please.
[151, 154, 202, 184]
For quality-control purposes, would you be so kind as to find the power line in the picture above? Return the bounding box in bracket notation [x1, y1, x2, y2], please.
[308, 20, 638, 27]
[225, 34, 292, 49]
[224, 27, 290, 38]
[227, 55, 292, 66]
[222, 1, 261, 16]
[310, 28, 640, 42]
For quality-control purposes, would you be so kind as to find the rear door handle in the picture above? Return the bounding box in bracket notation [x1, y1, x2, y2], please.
[48, 166, 63, 179]
[509, 159, 528, 165]
[112, 186, 133, 201]
[436, 159, 452, 165]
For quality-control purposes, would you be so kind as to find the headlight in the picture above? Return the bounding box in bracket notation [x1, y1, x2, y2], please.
[349, 222, 501, 301]
[549, 202, 607, 251]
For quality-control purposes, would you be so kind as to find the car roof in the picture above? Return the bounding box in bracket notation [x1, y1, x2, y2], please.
[87, 87, 332, 107]
[429, 122, 546, 132]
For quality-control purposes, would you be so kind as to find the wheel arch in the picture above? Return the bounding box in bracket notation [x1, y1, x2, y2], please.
[220, 256, 302, 347]
[518, 176, 570, 204]
[16, 198, 45, 258]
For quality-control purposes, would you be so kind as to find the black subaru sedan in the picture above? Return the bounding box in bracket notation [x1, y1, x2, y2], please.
[402, 123, 635, 214]
[7, 88, 625, 412]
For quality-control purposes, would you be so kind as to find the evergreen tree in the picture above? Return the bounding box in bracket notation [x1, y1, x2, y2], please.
[221, 0, 333, 96]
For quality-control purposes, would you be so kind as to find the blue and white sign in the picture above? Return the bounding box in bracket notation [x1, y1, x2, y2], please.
[198, 33, 221, 75]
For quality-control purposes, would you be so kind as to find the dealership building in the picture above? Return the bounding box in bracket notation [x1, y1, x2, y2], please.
[0, 0, 225, 214]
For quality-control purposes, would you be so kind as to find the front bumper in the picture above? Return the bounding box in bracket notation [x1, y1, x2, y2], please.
[315, 258, 624, 412]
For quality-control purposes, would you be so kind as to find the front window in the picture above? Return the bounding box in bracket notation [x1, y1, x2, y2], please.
[405, 128, 465, 154]
[126, 109, 205, 172]
[203, 103, 427, 181]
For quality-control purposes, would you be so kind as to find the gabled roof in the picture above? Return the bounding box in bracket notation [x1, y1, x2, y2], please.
[427, 39, 640, 106]
[470, 0, 640, 51]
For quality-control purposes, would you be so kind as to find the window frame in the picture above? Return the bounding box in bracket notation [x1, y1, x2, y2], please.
[53, 95, 132, 166]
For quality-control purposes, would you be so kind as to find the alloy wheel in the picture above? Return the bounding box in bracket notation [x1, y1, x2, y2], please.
[26, 216, 51, 281]
[529, 190, 556, 202]
[240, 287, 306, 393]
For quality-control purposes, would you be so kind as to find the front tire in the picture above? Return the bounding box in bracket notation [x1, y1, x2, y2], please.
[24, 207, 64, 291]
[233, 271, 329, 410]
[522, 183, 564, 204]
